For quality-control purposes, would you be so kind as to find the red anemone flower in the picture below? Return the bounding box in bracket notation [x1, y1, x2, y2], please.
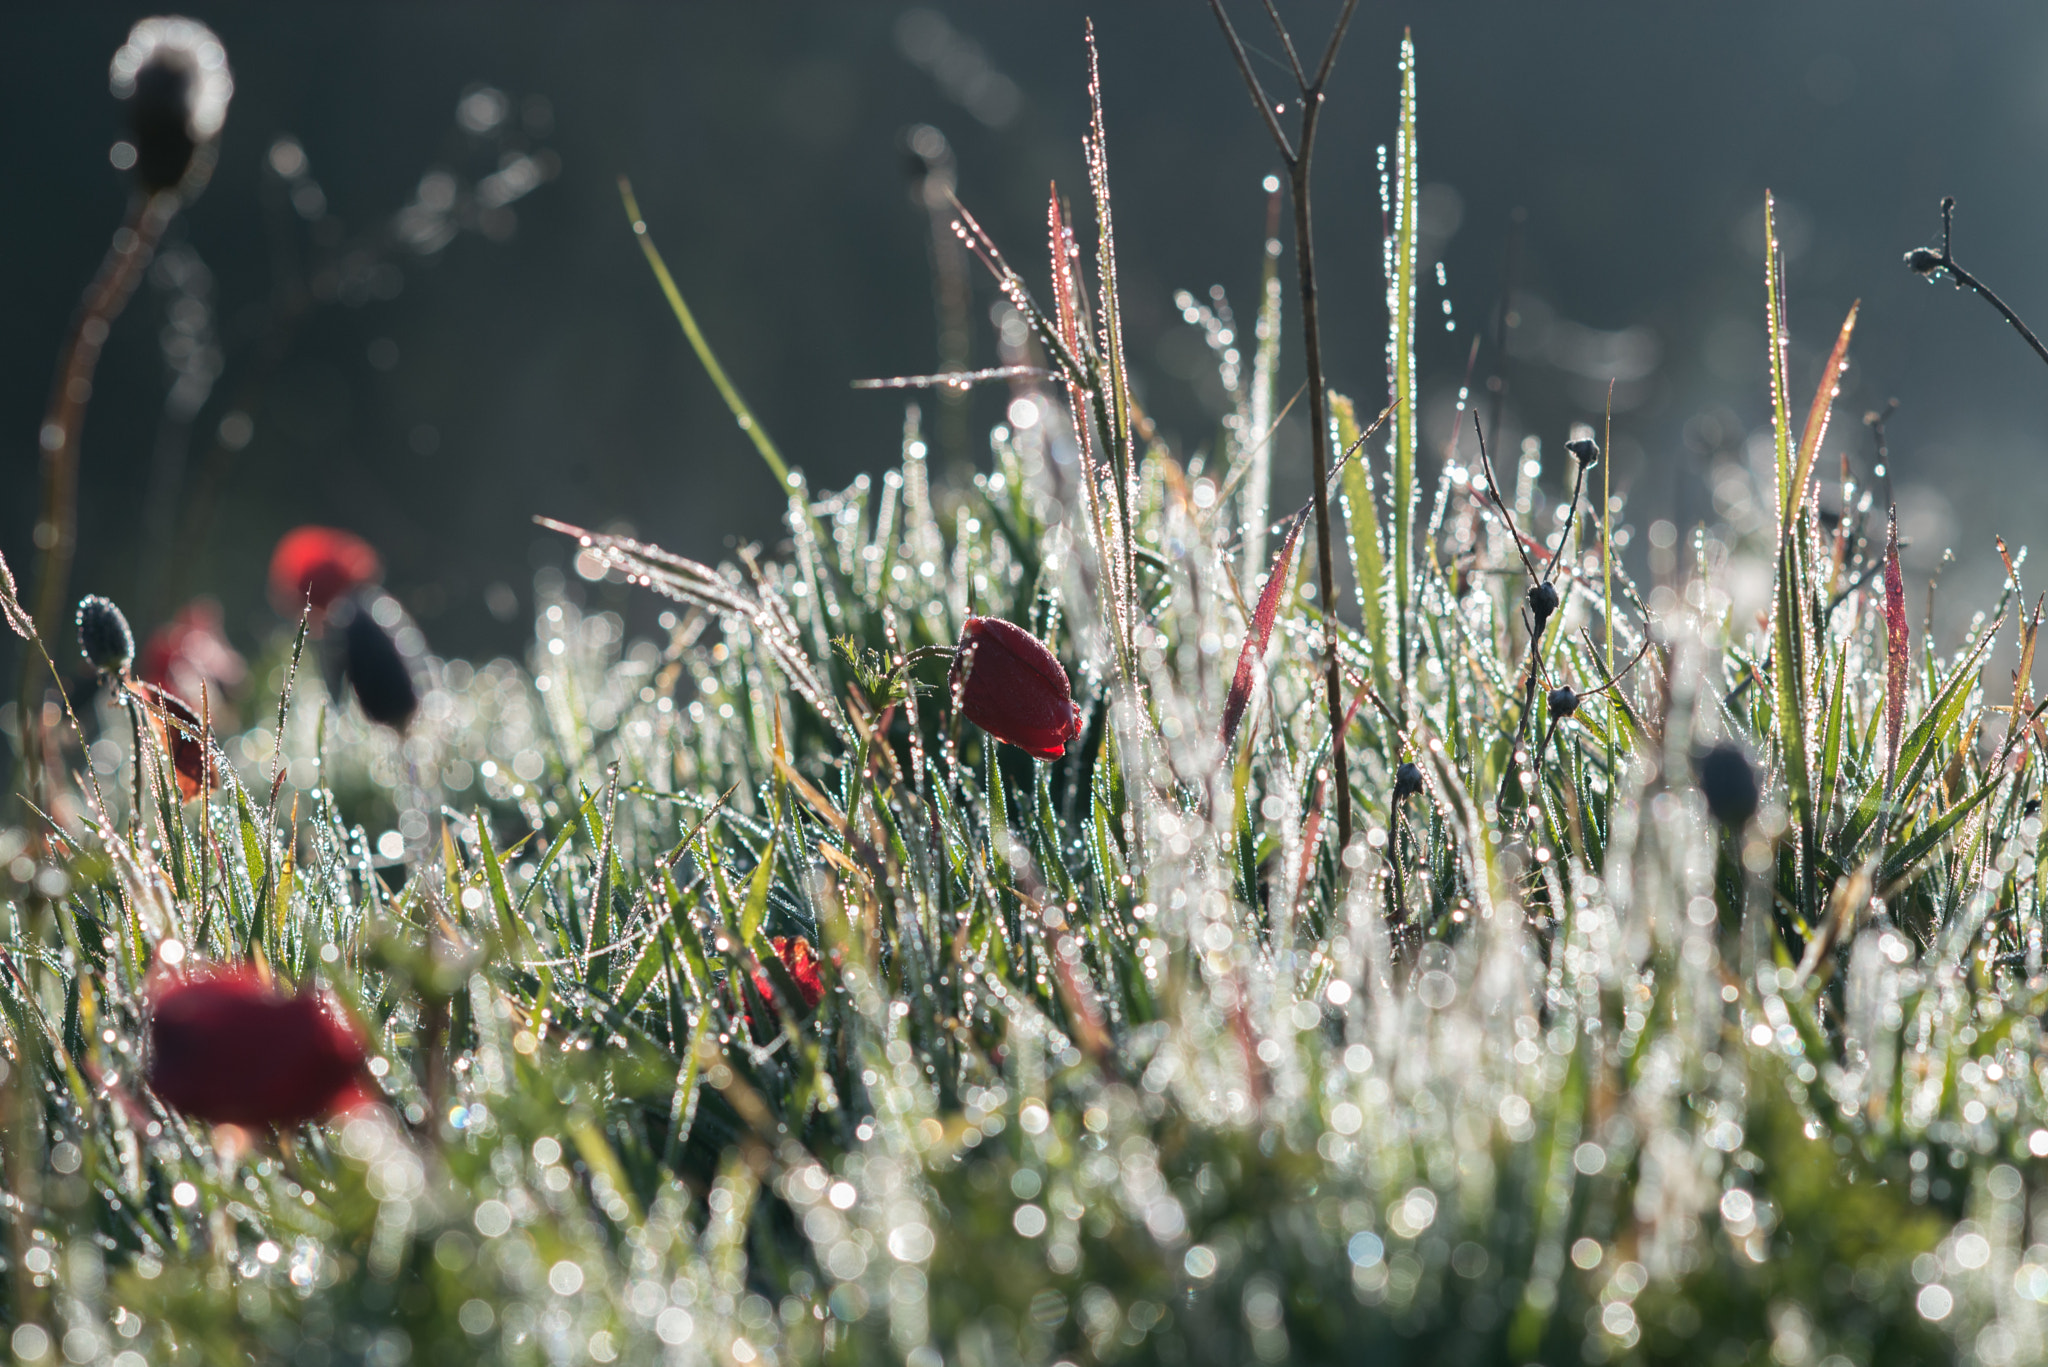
[147, 964, 371, 1127]
[950, 617, 1081, 760]
[750, 935, 826, 1013]
[269, 526, 382, 619]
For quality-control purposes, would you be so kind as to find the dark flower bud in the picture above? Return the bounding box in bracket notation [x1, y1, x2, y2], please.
[1696, 741, 1760, 828]
[950, 617, 1082, 760]
[269, 526, 381, 619]
[1393, 761, 1424, 802]
[109, 18, 233, 194]
[1527, 580, 1559, 635]
[1547, 685, 1580, 718]
[147, 963, 370, 1126]
[332, 592, 422, 730]
[76, 595, 134, 674]
[1565, 437, 1600, 469]
[1904, 247, 1942, 278]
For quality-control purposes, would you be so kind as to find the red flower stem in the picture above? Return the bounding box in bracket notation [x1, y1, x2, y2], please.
[17, 192, 176, 811]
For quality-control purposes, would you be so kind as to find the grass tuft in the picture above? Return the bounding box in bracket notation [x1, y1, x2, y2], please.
[1, 26, 2044, 1367]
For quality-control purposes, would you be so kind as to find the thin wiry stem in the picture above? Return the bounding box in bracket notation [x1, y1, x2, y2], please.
[1473, 412, 1539, 582]
[1208, 1, 1295, 161]
[1543, 458, 1591, 584]
[1208, 0, 1362, 851]
[1908, 196, 2048, 370]
[1308, 0, 1364, 90]
[18, 192, 176, 808]
[1259, 0, 1309, 89]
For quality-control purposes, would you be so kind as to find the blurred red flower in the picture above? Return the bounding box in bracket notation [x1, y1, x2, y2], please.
[269, 526, 381, 619]
[750, 935, 826, 1013]
[138, 598, 246, 725]
[950, 616, 1082, 760]
[147, 964, 371, 1127]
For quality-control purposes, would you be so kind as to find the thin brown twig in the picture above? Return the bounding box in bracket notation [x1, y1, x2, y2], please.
[1908, 197, 2048, 370]
[1259, 0, 1309, 89]
[1207, 0, 1362, 851]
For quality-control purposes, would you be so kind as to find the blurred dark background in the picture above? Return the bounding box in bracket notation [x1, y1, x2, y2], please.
[5, 2, 2046, 677]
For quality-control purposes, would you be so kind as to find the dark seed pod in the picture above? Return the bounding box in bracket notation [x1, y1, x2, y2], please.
[1393, 762, 1424, 802]
[1547, 685, 1580, 719]
[109, 19, 233, 194]
[76, 595, 135, 674]
[1696, 742, 1760, 828]
[333, 593, 421, 730]
[1904, 247, 1942, 278]
[1564, 437, 1600, 469]
[1527, 580, 1560, 635]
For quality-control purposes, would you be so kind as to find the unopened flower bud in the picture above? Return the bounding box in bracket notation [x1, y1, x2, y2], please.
[1547, 685, 1579, 718]
[76, 594, 134, 674]
[1527, 580, 1559, 635]
[1696, 741, 1760, 828]
[332, 592, 422, 730]
[110, 17, 233, 194]
[1393, 761, 1423, 802]
[1565, 437, 1600, 469]
[1904, 247, 1942, 278]
[950, 617, 1081, 760]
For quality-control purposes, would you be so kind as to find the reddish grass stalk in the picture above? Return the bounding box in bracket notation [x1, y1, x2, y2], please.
[17, 192, 177, 802]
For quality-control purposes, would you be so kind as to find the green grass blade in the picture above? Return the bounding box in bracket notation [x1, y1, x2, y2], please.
[1836, 626, 1994, 856]
[619, 177, 791, 489]
[1334, 392, 1390, 702]
[739, 812, 778, 946]
[1816, 647, 1848, 839]
[1765, 193, 1794, 523]
[1390, 34, 1420, 683]
[1879, 776, 1998, 889]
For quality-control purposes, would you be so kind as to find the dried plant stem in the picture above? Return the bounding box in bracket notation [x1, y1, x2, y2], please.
[1910, 196, 2048, 370]
[1208, 0, 1362, 851]
[17, 193, 175, 805]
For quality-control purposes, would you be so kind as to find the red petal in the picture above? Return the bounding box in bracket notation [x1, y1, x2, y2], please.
[269, 527, 381, 616]
[147, 964, 369, 1126]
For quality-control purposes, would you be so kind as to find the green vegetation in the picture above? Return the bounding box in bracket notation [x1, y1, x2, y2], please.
[4, 22, 2046, 1367]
